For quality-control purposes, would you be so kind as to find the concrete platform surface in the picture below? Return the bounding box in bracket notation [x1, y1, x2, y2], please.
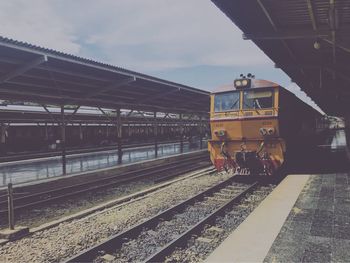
[0, 226, 29, 241]
[206, 174, 310, 262]
[0, 149, 207, 193]
[264, 173, 350, 263]
[0, 141, 203, 187]
[206, 173, 350, 262]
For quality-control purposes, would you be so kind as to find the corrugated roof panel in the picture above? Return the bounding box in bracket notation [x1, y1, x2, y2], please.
[211, 0, 350, 115]
[0, 36, 210, 113]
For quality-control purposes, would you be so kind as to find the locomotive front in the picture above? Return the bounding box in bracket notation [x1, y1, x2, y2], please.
[208, 76, 285, 176]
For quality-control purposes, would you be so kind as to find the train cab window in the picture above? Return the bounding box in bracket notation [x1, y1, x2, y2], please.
[243, 90, 273, 109]
[214, 92, 240, 112]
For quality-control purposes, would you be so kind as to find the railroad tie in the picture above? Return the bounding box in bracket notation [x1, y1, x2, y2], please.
[214, 192, 231, 198]
[205, 196, 229, 202]
[220, 188, 234, 194]
[208, 226, 224, 233]
[100, 254, 115, 262]
[196, 237, 213, 243]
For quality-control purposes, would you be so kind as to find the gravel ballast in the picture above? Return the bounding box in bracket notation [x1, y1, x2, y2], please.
[1, 160, 209, 230]
[0, 171, 231, 262]
[165, 185, 274, 262]
[100, 183, 249, 262]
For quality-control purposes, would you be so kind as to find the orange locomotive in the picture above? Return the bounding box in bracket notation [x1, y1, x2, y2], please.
[208, 75, 322, 176]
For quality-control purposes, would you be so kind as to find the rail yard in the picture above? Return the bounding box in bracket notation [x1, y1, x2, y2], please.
[0, 1, 350, 262]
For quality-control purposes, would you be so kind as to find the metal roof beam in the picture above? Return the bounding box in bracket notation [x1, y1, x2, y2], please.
[275, 63, 338, 70]
[257, 0, 277, 31]
[41, 104, 59, 123]
[134, 88, 181, 105]
[322, 38, 350, 54]
[0, 57, 208, 100]
[329, 0, 338, 79]
[97, 107, 114, 123]
[275, 63, 350, 85]
[257, 0, 315, 91]
[325, 68, 350, 84]
[66, 106, 81, 124]
[7, 71, 132, 94]
[0, 55, 47, 84]
[0, 57, 119, 85]
[243, 31, 329, 40]
[0, 91, 201, 113]
[173, 96, 209, 109]
[2, 80, 140, 103]
[306, 0, 317, 30]
[83, 76, 136, 99]
[275, 63, 322, 70]
[0, 39, 209, 95]
[256, 0, 295, 61]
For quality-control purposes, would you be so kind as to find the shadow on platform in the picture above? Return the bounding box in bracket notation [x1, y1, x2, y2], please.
[284, 129, 349, 175]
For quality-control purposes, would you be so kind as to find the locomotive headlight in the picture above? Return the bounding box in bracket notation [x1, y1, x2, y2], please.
[215, 129, 227, 138]
[259, 128, 267, 136]
[268, 128, 275, 135]
[242, 79, 248, 86]
[235, 80, 242, 87]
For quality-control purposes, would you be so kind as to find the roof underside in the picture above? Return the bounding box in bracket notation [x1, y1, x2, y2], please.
[0, 37, 210, 114]
[0, 110, 197, 124]
[211, 0, 350, 116]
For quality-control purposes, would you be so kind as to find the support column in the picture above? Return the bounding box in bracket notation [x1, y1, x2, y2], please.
[180, 113, 184, 153]
[60, 105, 66, 175]
[345, 115, 350, 161]
[79, 123, 83, 144]
[199, 115, 203, 149]
[0, 123, 7, 155]
[1, 123, 7, 144]
[116, 108, 123, 164]
[45, 122, 48, 140]
[44, 122, 49, 151]
[128, 123, 131, 137]
[154, 111, 158, 158]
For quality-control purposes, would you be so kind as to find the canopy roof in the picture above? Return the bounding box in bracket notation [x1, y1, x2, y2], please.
[0, 105, 199, 124]
[0, 37, 210, 114]
[211, 0, 350, 116]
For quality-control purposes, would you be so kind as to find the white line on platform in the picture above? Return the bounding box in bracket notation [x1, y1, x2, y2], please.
[205, 174, 310, 263]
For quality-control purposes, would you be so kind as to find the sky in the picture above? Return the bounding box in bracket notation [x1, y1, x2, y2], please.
[0, 0, 323, 112]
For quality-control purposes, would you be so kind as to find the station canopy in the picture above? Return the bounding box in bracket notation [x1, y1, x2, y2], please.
[0, 105, 192, 125]
[211, 0, 350, 116]
[0, 37, 210, 114]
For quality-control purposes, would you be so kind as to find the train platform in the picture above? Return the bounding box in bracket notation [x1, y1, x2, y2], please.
[206, 172, 350, 262]
[0, 140, 205, 187]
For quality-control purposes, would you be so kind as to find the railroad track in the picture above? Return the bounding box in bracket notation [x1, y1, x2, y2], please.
[0, 139, 189, 163]
[0, 154, 210, 220]
[65, 175, 258, 262]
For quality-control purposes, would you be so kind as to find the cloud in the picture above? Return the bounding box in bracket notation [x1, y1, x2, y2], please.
[0, 0, 270, 72]
[0, 0, 80, 54]
[76, 0, 270, 71]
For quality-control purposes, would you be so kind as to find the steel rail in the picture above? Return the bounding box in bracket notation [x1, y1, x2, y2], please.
[0, 138, 191, 163]
[0, 155, 209, 216]
[65, 175, 252, 263]
[0, 153, 206, 201]
[144, 182, 258, 262]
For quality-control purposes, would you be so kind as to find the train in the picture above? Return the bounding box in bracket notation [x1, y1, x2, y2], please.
[0, 105, 207, 155]
[1, 123, 206, 155]
[208, 75, 323, 176]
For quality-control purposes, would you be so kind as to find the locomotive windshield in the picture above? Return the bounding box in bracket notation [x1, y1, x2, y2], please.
[243, 89, 273, 109]
[214, 91, 240, 112]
